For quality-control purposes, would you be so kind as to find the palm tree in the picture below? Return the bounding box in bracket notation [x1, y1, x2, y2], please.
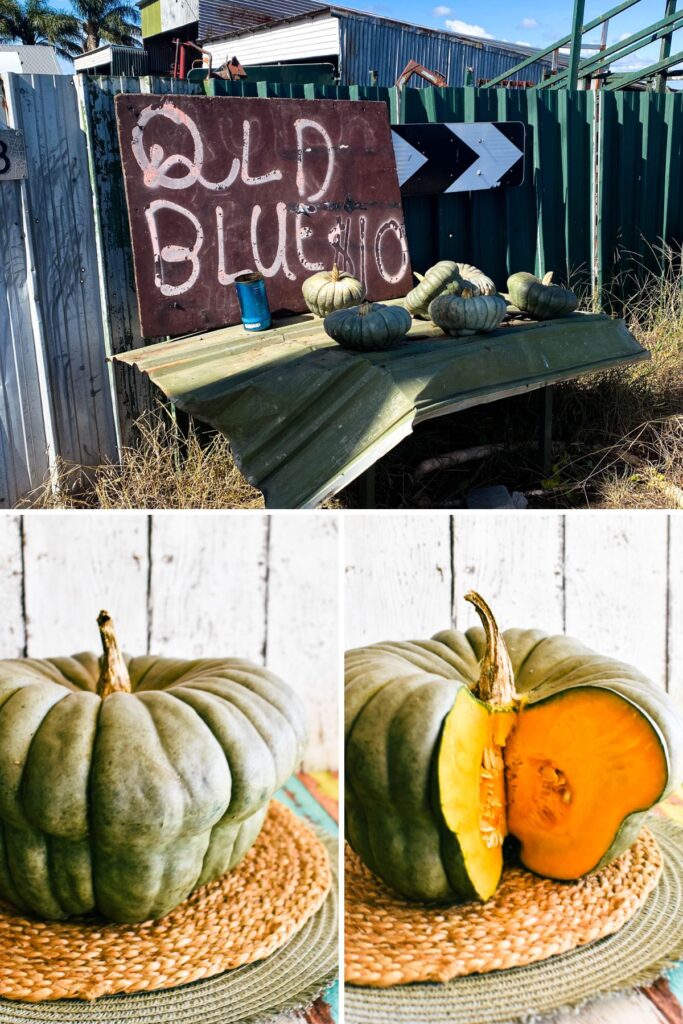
[0, 0, 81, 59]
[68, 0, 140, 51]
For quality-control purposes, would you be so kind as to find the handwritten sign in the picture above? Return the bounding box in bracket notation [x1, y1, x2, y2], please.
[114, 95, 412, 338]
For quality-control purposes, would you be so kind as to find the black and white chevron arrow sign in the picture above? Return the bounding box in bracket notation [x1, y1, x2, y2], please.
[391, 122, 525, 196]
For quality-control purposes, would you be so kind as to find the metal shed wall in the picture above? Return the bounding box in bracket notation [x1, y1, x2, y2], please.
[335, 12, 555, 87]
[203, 13, 339, 66]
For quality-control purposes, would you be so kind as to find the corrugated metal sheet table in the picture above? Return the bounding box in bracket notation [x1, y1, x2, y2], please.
[112, 311, 648, 509]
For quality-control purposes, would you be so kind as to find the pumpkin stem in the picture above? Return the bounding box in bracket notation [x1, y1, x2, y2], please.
[359, 301, 372, 316]
[461, 287, 474, 300]
[413, 272, 425, 283]
[96, 610, 132, 698]
[465, 591, 518, 707]
[541, 271, 554, 286]
[330, 263, 341, 281]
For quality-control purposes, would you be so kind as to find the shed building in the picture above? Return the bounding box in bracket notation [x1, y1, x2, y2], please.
[0, 44, 62, 74]
[200, 6, 562, 87]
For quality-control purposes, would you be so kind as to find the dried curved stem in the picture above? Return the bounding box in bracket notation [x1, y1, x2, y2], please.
[465, 591, 518, 706]
[96, 610, 131, 698]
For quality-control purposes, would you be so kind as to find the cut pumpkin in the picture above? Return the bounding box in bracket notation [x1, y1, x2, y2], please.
[345, 592, 682, 904]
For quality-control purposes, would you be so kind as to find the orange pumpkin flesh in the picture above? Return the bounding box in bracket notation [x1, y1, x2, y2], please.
[437, 593, 669, 898]
[506, 689, 668, 879]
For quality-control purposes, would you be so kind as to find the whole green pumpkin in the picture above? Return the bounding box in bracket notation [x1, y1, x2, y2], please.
[452, 262, 496, 297]
[507, 271, 578, 320]
[429, 289, 507, 336]
[0, 612, 307, 923]
[405, 262, 496, 319]
[302, 264, 366, 317]
[324, 301, 411, 351]
[345, 592, 683, 904]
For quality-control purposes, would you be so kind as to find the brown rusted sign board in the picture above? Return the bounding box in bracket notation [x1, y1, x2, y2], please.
[114, 94, 413, 338]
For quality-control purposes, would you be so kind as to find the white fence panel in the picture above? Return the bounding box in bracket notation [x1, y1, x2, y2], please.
[344, 513, 682, 707]
[0, 73, 118, 508]
[0, 512, 339, 770]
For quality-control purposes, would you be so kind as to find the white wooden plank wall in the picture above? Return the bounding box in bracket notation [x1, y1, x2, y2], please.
[0, 513, 339, 770]
[344, 513, 682, 708]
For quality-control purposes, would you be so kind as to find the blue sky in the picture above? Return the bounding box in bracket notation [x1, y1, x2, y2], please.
[47, 0, 682, 78]
[339, 0, 682, 75]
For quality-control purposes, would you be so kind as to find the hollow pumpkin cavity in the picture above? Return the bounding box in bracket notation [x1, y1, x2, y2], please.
[506, 688, 668, 880]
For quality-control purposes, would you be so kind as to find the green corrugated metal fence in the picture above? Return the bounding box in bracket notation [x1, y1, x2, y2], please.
[205, 81, 683, 304]
[84, 78, 683, 440]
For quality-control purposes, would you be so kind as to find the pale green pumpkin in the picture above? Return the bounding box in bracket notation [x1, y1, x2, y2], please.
[0, 612, 308, 923]
[302, 264, 366, 317]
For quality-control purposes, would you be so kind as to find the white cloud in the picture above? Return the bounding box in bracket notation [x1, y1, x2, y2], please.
[515, 40, 532, 46]
[521, 17, 538, 28]
[445, 18, 494, 38]
[433, 5, 451, 15]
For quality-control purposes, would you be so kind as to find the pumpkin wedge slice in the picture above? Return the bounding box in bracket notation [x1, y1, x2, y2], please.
[437, 593, 517, 900]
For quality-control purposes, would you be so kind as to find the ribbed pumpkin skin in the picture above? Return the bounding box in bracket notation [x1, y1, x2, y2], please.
[0, 654, 307, 922]
[345, 629, 683, 902]
[324, 303, 411, 351]
[429, 293, 507, 336]
[507, 272, 578, 319]
[404, 261, 462, 319]
[453, 263, 496, 297]
[302, 269, 366, 317]
[405, 262, 496, 320]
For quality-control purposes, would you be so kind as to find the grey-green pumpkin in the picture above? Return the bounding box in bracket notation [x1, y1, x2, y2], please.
[324, 301, 411, 351]
[302, 264, 366, 317]
[345, 592, 683, 904]
[507, 271, 578, 320]
[453, 262, 496, 297]
[0, 612, 307, 923]
[405, 261, 496, 319]
[429, 290, 507, 336]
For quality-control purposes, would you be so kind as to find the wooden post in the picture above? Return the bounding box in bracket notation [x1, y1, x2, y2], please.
[568, 0, 587, 89]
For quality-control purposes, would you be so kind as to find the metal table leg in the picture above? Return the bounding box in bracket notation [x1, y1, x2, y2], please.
[538, 385, 554, 477]
[358, 465, 377, 508]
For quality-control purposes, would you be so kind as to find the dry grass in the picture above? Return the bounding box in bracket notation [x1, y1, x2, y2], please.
[351, 244, 683, 509]
[25, 245, 683, 511]
[25, 415, 265, 510]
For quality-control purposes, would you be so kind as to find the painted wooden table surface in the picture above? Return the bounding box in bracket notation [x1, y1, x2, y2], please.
[275, 771, 339, 1024]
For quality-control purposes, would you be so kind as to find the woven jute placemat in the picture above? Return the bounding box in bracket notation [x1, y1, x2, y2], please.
[346, 825, 662, 987]
[345, 817, 683, 1024]
[0, 801, 332, 1007]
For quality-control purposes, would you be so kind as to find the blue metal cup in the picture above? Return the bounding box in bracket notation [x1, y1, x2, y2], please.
[234, 272, 272, 332]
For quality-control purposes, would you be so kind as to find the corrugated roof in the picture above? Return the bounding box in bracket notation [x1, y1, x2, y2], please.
[200, 4, 568, 68]
[0, 44, 62, 74]
[113, 311, 646, 509]
[199, 0, 326, 41]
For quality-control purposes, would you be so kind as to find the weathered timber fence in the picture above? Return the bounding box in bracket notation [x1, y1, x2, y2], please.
[1, 75, 682, 506]
[0, 512, 339, 769]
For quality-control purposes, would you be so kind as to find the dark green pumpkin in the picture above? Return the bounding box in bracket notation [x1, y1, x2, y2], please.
[507, 271, 578, 319]
[324, 301, 411, 351]
[0, 612, 307, 923]
[345, 595, 683, 903]
[429, 290, 507, 337]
